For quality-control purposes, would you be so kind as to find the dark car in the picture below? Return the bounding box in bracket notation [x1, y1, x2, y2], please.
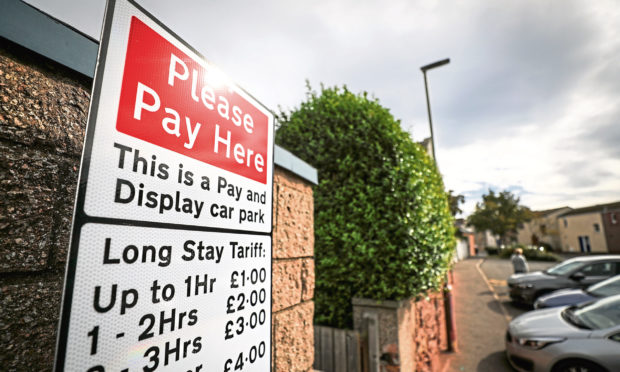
[534, 274, 620, 309]
[507, 255, 620, 305]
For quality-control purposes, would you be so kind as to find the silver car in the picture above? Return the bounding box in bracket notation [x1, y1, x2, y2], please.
[506, 295, 620, 372]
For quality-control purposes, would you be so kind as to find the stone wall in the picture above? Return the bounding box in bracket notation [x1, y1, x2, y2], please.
[352, 287, 450, 372]
[272, 169, 315, 372]
[0, 40, 314, 372]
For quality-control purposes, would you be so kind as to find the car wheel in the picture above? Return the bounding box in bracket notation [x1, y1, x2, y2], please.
[552, 359, 607, 372]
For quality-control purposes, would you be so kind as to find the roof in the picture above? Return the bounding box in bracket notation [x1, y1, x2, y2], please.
[559, 201, 620, 218]
[532, 206, 572, 218]
[0, 0, 318, 185]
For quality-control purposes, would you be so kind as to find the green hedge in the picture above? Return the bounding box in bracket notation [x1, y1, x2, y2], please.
[276, 85, 455, 328]
[498, 247, 560, 261]
[485, 247, 499, 256]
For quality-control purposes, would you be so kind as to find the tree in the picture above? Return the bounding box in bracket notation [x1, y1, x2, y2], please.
[467, 189, 532, 245]
[276, 85, 455, 328]
[447, 190, 465, 217]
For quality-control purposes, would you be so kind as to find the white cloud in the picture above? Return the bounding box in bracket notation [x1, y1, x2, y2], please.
[24, 0, 620, 215]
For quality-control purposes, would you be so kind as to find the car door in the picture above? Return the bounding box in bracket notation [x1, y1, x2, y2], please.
[576, 262, 617, 287]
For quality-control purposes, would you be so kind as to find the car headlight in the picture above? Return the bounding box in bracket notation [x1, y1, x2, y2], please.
[515, 337, 565, 349]
[517, 283, 534, 289]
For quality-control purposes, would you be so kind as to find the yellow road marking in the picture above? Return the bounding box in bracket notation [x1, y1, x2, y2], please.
[488, 279, 507, 286]
[475, 259, 512, 324]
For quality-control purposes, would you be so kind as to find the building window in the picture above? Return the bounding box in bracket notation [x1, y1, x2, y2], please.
[594, 223, 600, 232]
[540, 224, 547, 235]
[563, 219, 568, 228]
[612, 213, 618, 225]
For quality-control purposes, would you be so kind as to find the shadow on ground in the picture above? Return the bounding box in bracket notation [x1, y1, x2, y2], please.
[477, 351, 513, 372]
[507, 301, 532, 311]
[486, 300, 505, 317]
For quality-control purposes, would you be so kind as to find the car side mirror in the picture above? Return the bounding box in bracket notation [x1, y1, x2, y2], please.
[570, 272, 585, 281]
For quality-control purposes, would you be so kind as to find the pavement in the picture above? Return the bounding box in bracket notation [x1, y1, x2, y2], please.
[440, 257, 556, 372]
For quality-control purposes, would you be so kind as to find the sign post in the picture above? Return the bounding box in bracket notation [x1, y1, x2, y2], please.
[54, 1, 273, 371]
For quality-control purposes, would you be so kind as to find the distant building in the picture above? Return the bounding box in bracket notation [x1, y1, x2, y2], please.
[517, 207, 572, 250]
[558, 201, 620, 253]
[602, 204, 620, 253]
[454, 219, 476, 259]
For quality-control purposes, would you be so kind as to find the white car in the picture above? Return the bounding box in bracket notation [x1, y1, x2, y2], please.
[506, 295, 620, 372]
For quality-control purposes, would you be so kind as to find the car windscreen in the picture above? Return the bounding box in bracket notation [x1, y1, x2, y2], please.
[587, 275, 620, 297]
[545, 261, 584, 276]
[566, 296, 620, 330]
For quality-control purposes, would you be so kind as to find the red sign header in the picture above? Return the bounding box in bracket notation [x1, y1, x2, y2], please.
[117, 17, 269, 183]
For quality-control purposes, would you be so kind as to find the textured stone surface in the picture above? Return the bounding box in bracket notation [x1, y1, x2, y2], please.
[272, 259, 302, 312]
[397, 300, 416, 372]
[273, 301, 314, 372]
[0, 47, 89, 156]
[273, 169, 314, 259]
[0, 277, 63, 371]
[436, 294, 448, 352]
[271, 168, 315, 372]
[0, 142, 60, 272]
[413, 296, 442, 372]
[272, 258, 315, 312]
[52, 158, 79, 267]
[300, 258, 315, 301]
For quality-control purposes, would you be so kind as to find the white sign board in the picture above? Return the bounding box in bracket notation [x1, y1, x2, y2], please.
[55, 0, 273, 371]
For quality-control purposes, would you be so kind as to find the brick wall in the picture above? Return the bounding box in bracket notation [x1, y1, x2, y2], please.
[0, 40, 314, 371]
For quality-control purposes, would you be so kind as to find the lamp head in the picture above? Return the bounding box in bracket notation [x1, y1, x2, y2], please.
[421, 58, 450, 72]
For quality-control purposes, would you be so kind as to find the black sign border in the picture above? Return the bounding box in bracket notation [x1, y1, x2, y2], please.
[54, 0, 275, 370]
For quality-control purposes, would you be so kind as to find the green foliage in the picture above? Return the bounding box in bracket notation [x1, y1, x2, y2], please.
[467, 189, 532, 244]
[537, 242, 553, 252]
[276, 85, 455, 328]
[447, 190, 465, 217]
[498, 246, 560, 262]
[485, 247, 499, 256]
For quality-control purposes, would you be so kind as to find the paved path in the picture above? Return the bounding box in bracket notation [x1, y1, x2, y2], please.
[444, 258, 513, 372]
[442, 258, 557, 372]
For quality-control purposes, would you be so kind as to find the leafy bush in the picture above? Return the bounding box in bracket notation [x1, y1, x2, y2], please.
[276, 85, 455, 328]
[538, 242, 553, 252]
[485, 247, 499, 256]
[499, 247, 560, 262]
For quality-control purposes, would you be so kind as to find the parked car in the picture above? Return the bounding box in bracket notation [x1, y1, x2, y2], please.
[508, 255, 620, 305]
[534, 274, 620, 309]
[506, 294, 620, 372]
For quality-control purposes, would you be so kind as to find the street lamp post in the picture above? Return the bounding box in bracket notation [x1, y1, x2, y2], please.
[420, 58, 450, 163]
[421, 58, 454, 352]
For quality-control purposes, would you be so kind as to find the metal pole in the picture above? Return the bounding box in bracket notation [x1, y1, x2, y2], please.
[422, 70, 437, 162]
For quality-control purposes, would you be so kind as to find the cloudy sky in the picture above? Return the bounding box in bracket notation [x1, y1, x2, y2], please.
[26, 0, 620, 215]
